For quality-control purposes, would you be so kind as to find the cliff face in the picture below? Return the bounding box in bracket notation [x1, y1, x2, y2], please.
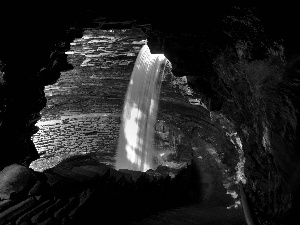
[212, 45, 300, 224]
[211, 50, 300, 224]
[1, 1, 300, 224]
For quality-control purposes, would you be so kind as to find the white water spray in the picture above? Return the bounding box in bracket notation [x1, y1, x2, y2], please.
[115, 45, 166, 172]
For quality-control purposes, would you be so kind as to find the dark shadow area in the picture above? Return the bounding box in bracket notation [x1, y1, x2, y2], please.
[41, 153, 204, 225]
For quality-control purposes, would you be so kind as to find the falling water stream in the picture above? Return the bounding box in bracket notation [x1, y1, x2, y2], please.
[115, 45, 166, 171]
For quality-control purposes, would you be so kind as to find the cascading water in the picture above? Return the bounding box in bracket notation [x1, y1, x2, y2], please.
[115, 45, 166, 172]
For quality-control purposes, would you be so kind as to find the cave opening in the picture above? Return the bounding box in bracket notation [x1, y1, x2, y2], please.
[1, 2, 300, 225]
[24, 24, 246, 223]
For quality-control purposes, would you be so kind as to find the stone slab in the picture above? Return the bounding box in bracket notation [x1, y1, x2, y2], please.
[0, 197, 36, 225]
[16, 199, 53, 225]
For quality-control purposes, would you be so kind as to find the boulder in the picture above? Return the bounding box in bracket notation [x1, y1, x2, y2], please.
[118, 169, 144, 182]
[0, 164, 37, 200]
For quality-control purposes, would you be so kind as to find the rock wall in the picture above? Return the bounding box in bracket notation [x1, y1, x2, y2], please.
[0, 2, 89, 170]
[146, 4, 300, 225]
[211, 44, 300, 224]
[29, 28, 147, 171]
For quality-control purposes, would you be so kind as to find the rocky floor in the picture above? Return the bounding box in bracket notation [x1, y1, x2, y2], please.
[1, 155, 246, 225]
[130, 204, 245, 225]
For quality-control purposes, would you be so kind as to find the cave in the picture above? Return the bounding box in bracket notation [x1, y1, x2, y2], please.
[1, 1, 300, 225]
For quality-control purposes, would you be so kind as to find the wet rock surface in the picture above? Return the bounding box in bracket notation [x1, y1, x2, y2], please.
[30, 29, 147, 171]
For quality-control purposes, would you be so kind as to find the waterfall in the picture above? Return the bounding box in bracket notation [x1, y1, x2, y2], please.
[115, 45, 166, 172]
